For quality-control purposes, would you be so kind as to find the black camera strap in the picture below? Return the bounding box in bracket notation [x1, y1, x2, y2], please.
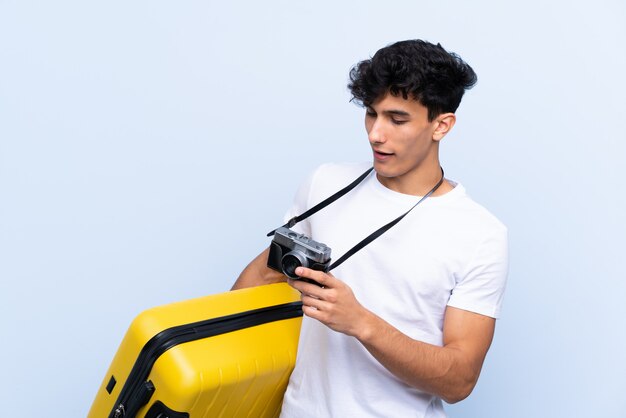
[267, 166, 445, 272]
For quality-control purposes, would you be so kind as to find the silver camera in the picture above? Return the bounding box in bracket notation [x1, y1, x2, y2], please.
[267, 227, 331, 280]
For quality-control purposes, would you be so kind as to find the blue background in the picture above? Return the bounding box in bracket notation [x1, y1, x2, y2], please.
[1, 1, 625, 416]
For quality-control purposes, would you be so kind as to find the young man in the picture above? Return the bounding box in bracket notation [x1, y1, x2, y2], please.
[232, 40, 508, 417]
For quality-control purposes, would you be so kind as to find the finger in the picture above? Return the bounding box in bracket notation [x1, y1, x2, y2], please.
[289, 278, 326, 299]
[301, 294, 331, 310]
[302, 304, 326, 321]
[295, 267, 335, 287]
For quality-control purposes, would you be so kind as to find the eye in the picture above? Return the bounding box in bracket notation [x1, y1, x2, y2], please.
[391, 118, 408, 125]
[365, 108, 376, 117]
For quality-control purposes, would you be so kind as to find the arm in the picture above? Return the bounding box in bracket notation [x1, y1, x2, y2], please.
[358, 303, 494, 403]
[288, 266, 495, 404]
[231, 247, 287, 290]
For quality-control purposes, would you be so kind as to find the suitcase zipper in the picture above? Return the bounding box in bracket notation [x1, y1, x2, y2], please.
[109, 301, 303, 418]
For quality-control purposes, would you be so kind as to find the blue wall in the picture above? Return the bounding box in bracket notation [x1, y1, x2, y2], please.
[1, 1, 625, 416]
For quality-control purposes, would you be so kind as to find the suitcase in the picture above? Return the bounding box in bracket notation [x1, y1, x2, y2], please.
[88, 283, 303, 418]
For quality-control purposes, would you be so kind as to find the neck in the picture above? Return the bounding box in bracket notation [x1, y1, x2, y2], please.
[377, 167, 447, 196]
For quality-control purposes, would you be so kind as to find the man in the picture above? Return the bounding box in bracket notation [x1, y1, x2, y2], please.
[232, 39, 508, 417]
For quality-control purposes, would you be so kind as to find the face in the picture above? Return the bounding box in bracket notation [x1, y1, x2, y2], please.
[365, 92, 451, 194]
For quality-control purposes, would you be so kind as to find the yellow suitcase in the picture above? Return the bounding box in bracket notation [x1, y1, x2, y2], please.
[89, 283, 302, 418]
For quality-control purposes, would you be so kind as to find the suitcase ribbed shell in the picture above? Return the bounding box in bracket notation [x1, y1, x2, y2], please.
[89, 283, 302, 418]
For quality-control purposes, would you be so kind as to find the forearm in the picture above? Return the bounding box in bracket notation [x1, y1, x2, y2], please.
[231, 247, 287, 290]
[289, 267, 493, 403]
[356, 311, 480, 403]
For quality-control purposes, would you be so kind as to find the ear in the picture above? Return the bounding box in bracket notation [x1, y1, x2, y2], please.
[432, 113, 456, 142]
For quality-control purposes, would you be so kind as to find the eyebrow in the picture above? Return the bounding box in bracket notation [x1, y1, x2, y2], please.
[366, 106, 412, 118]
[383, 109, 411, 117]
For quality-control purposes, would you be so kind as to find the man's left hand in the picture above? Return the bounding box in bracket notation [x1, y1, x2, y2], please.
[287, 267, 373, 338]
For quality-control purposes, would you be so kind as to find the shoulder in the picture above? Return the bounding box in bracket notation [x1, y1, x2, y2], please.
[290, 161, 371, 211]
[307, 161, 372, 195]
[460, 192, 506, 232]
[311, 161, 371, 182]
[437, 183, 508, 242]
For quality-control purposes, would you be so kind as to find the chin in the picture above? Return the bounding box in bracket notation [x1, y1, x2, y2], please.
[373, 162, 400, 179]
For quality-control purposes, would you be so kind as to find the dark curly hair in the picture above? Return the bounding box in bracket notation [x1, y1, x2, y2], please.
[348, 40, 477, 121]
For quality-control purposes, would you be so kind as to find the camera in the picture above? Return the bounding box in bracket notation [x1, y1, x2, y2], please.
[267, 227, 332, 280]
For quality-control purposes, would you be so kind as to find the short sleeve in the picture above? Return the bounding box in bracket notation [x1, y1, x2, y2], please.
[447, 227, 509, 318]
[281, 167, 319, 237]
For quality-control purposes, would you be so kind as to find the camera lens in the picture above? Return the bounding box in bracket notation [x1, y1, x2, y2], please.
[281, 251, 309, 279]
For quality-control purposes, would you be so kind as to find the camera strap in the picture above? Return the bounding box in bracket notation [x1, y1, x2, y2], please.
[267, 166, 445, 272]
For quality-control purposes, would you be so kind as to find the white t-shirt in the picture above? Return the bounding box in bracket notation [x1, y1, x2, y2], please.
[279, 162, 508, 418]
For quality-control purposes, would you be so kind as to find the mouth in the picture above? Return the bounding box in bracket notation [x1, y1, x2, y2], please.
[373, 149, 394, 161]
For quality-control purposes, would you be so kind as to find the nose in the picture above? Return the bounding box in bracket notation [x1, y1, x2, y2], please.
[368, 119, 386, 145]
